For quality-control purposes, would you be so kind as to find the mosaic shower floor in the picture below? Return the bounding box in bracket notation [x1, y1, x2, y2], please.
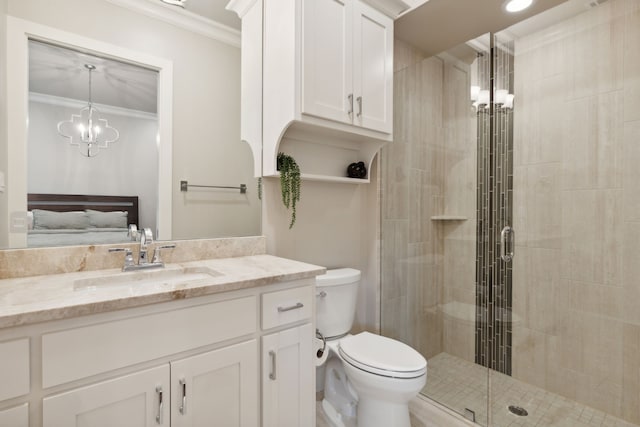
[423, 352, 639, 427]
[316, 352, 638, 426]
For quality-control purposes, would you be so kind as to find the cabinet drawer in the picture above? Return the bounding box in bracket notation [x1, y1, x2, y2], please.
[0, 338, 30, 401]
[262, 286, 312, 330]
[43, 296, 256, 388]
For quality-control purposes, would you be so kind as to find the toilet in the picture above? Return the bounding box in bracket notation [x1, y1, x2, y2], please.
[316, 268, 427, 427]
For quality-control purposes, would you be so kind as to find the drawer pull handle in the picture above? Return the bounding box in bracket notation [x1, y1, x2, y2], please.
[269, 350, 277, 380]
[179, 378, 187, 415]
[277, 302, 304, 312]
[156, 386, 164, 424]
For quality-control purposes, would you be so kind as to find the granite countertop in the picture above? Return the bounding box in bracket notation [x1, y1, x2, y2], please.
[0, 254, 325, 329]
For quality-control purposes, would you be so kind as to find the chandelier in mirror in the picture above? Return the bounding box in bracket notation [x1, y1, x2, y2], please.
[57, 64, 120, 157]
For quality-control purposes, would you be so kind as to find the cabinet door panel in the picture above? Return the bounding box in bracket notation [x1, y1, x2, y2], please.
[353, 1, 393, 133]
[302, 0, 353, 124]
[0, 403, 28, 427]
[262, 323, 313, 427]
[171, 340, 258, 427]
[43, 365, 170, 427]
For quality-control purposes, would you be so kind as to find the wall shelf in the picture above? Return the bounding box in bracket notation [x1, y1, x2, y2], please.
[430, 215, 468, 221]
[265, 173, 370, 184]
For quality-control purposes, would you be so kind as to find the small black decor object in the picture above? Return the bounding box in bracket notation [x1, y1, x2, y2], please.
[347, 162, 367, 179]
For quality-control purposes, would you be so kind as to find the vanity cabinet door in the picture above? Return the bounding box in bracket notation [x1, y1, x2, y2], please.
[43, 365, 170, 427]
[171, 340, 258, 427]
[262, 323, 314, 427]
[0, 403, 29, 427]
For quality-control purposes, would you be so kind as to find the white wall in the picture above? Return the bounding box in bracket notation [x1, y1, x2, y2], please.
[27, 99, 158, 231]
[0, 0, 8, 247]
[5, 0, 260, 244]
[262, 160, 381, 333]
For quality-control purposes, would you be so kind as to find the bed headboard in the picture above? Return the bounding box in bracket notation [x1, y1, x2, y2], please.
[27, 194, 139, 227]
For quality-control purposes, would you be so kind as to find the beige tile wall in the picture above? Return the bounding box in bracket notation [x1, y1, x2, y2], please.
[512, 0, 640, 423]
[381, 41, 477, 362]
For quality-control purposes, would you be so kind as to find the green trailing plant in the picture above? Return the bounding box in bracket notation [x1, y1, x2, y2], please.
[277, 152, 301, 229]
[257, 177, 262, 200]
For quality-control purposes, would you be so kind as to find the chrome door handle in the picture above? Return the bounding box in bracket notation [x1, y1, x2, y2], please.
[356, 96, 362, 118]
[156, 386, 164, 424]
[348, 94, 354, 118]
[500, 226, 514, 262]
[178, 378, 187, 415]
[269, 350, 277, 380]
[277, 302, 304, 312]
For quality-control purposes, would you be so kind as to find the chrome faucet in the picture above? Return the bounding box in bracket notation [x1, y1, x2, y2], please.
[109, 227, 176, 272]
[138, 228, 153, 265]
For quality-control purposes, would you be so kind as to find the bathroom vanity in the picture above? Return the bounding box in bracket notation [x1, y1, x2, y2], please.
[0, 238, 324, 427]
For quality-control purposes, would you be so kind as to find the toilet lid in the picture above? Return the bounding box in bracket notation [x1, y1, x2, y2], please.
[338, 332, 427, 379]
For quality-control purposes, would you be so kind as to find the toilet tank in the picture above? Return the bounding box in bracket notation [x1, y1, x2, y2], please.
[316, 268, 361, 339]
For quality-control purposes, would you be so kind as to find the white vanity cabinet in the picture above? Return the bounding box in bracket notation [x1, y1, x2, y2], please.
[262, 324, 313, 427]
[302, 0, 393, 134]
[0, 278, 315, 427]
[43, 365, 171, 427]
[0, 404, 29, 427]
[260, 286, 314, 427]
[170, 340, 258, 427]
[228, 0, 407, 182]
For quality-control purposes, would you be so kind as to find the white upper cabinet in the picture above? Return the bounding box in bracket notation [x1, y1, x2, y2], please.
[302, 0, 354, 125]
[228, 0, 408, 182]
[353, 1, 393, 133]
[303, 0, 393, 134]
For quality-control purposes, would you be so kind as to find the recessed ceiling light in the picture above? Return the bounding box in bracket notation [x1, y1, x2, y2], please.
[504, 0, 533, 12]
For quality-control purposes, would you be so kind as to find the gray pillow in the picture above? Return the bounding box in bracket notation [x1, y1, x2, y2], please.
[32, 209, 89, 230]
[86, 209, 128, 229]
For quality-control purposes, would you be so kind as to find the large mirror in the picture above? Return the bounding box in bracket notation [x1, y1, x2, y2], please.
[1, 0, 261, 249]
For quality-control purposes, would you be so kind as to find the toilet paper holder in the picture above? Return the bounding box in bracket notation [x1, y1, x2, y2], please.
[316, 329, 326, 358]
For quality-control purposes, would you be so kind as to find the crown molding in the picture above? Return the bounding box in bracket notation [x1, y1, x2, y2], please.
[226, 0, 259, 18]
[362, 0, 411, 18]
[30, 92, 158, 121]
[103, 0, 241, 48]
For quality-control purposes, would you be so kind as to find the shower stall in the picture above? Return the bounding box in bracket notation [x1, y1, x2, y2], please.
[381, 0, 640, 425]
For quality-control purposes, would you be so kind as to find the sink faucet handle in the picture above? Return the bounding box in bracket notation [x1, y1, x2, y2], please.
[108, 247, 135, 270]
[140, 228, 154, 248]
[128, 224, 139, 241]
[152, 244, 176, 264]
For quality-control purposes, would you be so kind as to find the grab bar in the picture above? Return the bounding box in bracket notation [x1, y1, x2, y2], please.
[180, 180, 247, 194]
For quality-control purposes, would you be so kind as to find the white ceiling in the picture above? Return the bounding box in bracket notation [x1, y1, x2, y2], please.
[28, 0, 598, 113]
[181, 0, 241, 30]
[29, 40, 159, 114]
[395, 0, 577, 57]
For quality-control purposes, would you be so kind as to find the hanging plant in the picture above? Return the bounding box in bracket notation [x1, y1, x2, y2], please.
[277, 152, 301, 229]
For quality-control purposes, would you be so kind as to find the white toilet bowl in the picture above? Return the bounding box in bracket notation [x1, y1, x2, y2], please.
[317, 269, 427, 427]
[335, 332, 426, 427]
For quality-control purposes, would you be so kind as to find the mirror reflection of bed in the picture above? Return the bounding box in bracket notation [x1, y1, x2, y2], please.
[26, 194, 139, 248]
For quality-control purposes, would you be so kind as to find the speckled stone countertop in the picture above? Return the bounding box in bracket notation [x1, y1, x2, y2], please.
[0, 254, 325, 329]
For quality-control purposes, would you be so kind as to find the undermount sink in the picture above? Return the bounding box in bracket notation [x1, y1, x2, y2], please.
[73, 266, 222, 290]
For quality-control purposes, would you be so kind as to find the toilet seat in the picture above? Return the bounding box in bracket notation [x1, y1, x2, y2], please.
[338, 332, 427, 379]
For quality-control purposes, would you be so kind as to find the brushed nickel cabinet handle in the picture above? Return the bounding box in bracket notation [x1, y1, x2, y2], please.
[356, 96, 362, 117]
[156, 386, 164, 424]
[269, 350, 277, 380]
[179, 378, 187, 415]
[277, 302, 304, 312]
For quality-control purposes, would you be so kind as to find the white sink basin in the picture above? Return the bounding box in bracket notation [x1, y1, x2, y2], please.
[73, 266, 222, 290]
